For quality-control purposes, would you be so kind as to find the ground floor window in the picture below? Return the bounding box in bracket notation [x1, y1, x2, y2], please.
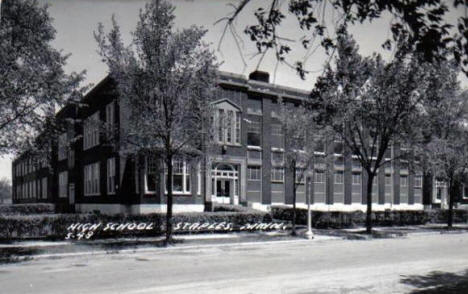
[271, 167, 284, 183]
[107, 157, 116, 195]
[247, 166, 261, 181]
[41, 177, 47, 199]
[59, 171, 68, 198]
[165, 159, 191, 194]
[84, 163, 100, 196]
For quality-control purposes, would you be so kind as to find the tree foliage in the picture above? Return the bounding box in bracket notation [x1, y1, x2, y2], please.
[95, 0, 218, 243]
[0, 0, 84, 156]
[416, 64, 467, 227]
[312, 31, 438, 233]
[219, 0, 468, 78]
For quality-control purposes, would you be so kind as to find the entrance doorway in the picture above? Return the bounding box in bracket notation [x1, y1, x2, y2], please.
[211, 163, 239, 204]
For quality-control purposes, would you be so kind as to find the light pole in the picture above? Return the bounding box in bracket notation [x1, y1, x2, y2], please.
[304, 174, 314, 239]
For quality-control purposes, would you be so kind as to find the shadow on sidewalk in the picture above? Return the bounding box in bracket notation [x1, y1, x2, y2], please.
[401, 269, 468, 293]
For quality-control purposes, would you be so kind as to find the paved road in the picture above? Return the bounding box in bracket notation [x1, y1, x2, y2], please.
[1, 233, 468, 293]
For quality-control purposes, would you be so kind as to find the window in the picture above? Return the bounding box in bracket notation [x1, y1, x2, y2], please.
[246, 98, 262, 115]
[295, 168, 306, 184]
[271, 152, 284, 165]
[271, 167, 284, 182]
[400, 175, 408, 187]
[215, 108, 241, 145]
[107, 158, 116, 194]
[146, 156, 157, 193]
[84, 162, 100, 196]
[83, 112, 100, 150]
[59, 171, 68, 198]
[271, 124, 282, 136]
[32, 180, 36, 199]
[335, 171, 344, 184]
[248, 166, 261, 181]
[105, 102, 115, 138]
[414, 175, 422, 188]
[352, 173, 361, 185]
[247, 121, 261, 146]
[334, 141, 343, 155]
[315, 171, 326, 183]
[315, 140, 326, 153]
[385, 174, 392, 185]
[165, 159, 191, 194]
[41, 177, 47, 199]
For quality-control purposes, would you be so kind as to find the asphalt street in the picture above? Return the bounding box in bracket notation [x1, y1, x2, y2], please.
[1, 233, 468, 293]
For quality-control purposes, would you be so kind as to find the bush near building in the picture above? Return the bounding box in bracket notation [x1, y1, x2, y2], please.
[0, 203, 55, 215]
[0, 210, 272, 241]
[271, 206, 468, 229]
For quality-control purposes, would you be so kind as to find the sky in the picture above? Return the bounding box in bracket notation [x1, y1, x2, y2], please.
[0, 0, 466, 181]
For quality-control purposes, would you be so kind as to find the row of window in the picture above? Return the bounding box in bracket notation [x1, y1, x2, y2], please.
[246, 166, 423, 187]
[15, 178, 47, 200]
[82, 102, 115, 151]
[14, 158, 48, 177]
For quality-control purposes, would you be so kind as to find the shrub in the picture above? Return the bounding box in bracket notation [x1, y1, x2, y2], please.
[270, 206, 467, 229]
[0, 210, 273, 241]
[0, 203, 55, 215]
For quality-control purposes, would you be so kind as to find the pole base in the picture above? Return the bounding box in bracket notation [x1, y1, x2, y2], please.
[304, 230, 314, 240]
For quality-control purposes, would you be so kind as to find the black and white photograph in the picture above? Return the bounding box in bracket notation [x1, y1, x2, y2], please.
[1, 0, 468, 293]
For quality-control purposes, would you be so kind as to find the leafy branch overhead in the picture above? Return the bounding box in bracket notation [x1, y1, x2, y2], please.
[219, 0, 468, 78]
[0, 0, 85, 156]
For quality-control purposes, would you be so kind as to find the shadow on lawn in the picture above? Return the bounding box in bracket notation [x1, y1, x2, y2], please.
[401, 269, 468, 293]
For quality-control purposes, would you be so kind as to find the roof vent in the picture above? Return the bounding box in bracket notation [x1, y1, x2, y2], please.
[248, 71, 269, 83]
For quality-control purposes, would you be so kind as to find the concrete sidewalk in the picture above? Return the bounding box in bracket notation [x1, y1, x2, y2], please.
[1, 224, 468, 263]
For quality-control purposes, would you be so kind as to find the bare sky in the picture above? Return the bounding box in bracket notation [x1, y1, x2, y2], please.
[0, 0, 466, 181]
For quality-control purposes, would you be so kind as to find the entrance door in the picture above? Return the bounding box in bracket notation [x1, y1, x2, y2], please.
[216, 179, 231, 204]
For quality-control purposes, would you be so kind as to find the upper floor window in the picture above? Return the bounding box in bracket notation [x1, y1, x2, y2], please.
[334, 171, 344, 184]
[246, 98, 262, 115]
[400, 175, 408, 187]
[58, 133, 68, 161]
[414, 175, 422, 188]
[352, 173, 361, 185]
[105, 102, 115, 138]
[315, 171, 326, 183]
[247, 121, 261, 147]
[214, 105, 241, 145]
[83, 112, 100, 150]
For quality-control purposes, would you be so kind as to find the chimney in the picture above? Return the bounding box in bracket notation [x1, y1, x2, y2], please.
[248, 71, 269, 83]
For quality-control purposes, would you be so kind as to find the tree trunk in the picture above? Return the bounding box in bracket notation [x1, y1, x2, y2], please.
[447, 178, 454, 229]
[366, 172, 374, 234]
[165, 155, 174, 244]
[292, 165, 297, 236]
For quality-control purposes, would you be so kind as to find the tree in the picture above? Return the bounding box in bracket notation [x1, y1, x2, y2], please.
[95, 0, 218, 244]
[218, 0, 468, 78]
[417, 64, 467, 228]
[0, 0, 83, 155]
[312, 31, 434, 233]
[0, 177, 11, 204]
[277, 98, 322, 236]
